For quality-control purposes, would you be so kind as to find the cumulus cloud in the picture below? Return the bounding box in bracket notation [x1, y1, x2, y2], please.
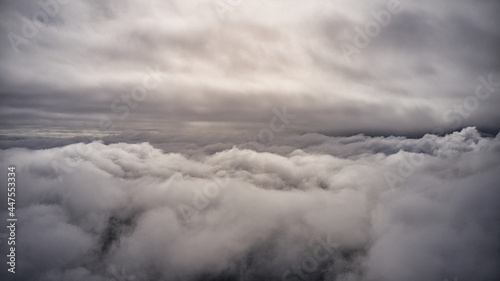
[1, 127, 499, 281]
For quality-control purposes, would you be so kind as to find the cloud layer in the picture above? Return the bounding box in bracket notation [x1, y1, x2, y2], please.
[1, 0, 499, 135]
[1, 127, 499, 281]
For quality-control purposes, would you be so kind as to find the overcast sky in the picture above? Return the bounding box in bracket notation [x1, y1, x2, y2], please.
[1, 2, 500, 280]
[1, 0, 499, 137]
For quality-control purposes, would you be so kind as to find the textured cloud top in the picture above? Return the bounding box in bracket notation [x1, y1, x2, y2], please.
[1, 127, 499, 280]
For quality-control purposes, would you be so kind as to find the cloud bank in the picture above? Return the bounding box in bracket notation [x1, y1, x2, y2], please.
[1, 0, 500, 135]
[1, 127, 499, 281]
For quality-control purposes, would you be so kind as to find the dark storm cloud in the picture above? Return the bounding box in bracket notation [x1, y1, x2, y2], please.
[0, 127, 499, 280]
[1, 0, 499, 136]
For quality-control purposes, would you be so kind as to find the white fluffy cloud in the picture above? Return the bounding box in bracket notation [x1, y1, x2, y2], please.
[1, 0, 499, 134]
[1, 127, 499, 280]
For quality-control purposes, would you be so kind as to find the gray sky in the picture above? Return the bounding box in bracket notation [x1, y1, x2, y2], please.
[1, 0, 499, 136]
